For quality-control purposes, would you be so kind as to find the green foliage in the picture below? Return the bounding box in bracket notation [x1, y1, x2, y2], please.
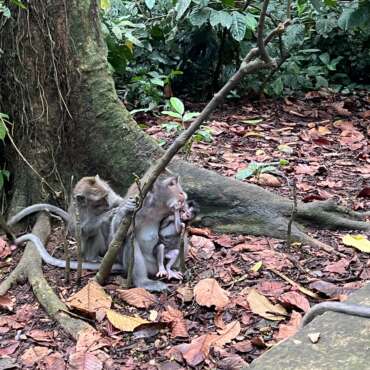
[236, 160, 288, 181]
[161, 97, 212, 145]
[102, 0, 370, 108]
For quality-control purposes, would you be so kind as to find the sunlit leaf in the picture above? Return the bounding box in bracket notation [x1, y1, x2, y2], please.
[342, 234, 370, 253]
[169, 97, 185, 115]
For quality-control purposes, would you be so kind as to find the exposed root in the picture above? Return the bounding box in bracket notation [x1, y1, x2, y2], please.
[297, 200, 370, 231]
[0, 212, 92, 339]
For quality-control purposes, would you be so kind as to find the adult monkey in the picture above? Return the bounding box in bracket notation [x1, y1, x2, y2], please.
[6, 175, 187, 291]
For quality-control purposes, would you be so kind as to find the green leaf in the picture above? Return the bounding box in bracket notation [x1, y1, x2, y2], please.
[324, 0, 336, 6]
[189, 7, 211, 27]
[319, 52, 330, 65]
[161, 111, 183, 119]
[209, 10, 232, 29]
[230, 12, 247, 41]
[236, 168, 254, 180]
[279, 159, 289, 166]
[183, 112, 200, 122]
[10, 0, 27, 9]
[282, 24, 305, 50]
[145, 0, 156, 10]
[221, 0, 235, 6]
[100, 0, 111, 10]
[169, 97, 185, 115]
[271, 77, 284, 96]
[0, 122, 6, 141]
[175, 0, 192, 20]
[150, 78, 164, 87]
[309, 0, 322, 11]
[338, 8, 355, 30]
[244, 13, 257, 31]
[315, 75, 328, 88]
[161, 122, 182, 133]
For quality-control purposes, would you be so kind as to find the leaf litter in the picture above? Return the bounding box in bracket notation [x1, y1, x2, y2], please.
[3, 91, 370, 368]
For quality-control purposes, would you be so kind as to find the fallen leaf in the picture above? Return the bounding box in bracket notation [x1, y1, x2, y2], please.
[255, 173, 281, 187]
[214, 321, 241, 347]
[256, 280, 286, 296]
[294, 164, 319, 176]
[117, 288, 158, 309]
[277, 144, 294, 154]
[27, 329, 54, 343]
[21, 346, 51, 367]
[280, 292, 310, 312]
[309, 280, 344, 298]
[214, 235, 233, 248]
[232, 340, 253, 353]
[176, 286, 194, 303]
[161, 305, 188, 338]
[67, 280, 112, 318]
[276, 311, 302, 340]
[308, 332, 320, 343]
[41, 352, 66, 370]
[214, 311, 225, 329]
[324, 258, 349, 274]
[194, 278, 230, 310]
[0, 341, 19, 356]
[0, 294, 14, 312]
[246, 288, 287, 321]
[251, 261, 263, 272]
[190, 236, 215, 259]
[342, 234, 370, 253]
[68, 352, 103, 370]
[332, 101, 351, 116]
[106, 310, 149, 332]
[269, 269, 319, 299]
[217, 353, 248, 369]
[175, 334, 216, 367]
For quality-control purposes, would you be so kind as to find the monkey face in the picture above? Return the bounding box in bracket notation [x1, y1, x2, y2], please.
[181, 200, 198, 222]
[154, 176, 187, 210]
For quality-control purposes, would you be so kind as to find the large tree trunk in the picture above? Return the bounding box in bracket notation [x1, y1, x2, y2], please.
[0, 0, 368, 243]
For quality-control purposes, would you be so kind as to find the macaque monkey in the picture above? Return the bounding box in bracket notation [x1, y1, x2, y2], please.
[115, 175, 187, 291]
[155, 200, 198, 280]
[301, 301, 370, 327]
[7, 175, 134, 265]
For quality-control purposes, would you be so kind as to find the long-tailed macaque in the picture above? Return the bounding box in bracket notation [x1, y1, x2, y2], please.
[7, 175, 134, 262]
[155, 200, 198, 280]
[114, 175, 187, 291]
[301, 301, 370, 327]
[6, 175, 187, 291]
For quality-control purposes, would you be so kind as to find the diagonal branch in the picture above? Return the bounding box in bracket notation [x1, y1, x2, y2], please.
[257, 0, 273, 65]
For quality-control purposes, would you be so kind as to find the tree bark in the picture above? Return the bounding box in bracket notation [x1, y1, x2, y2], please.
[0, 0, 368, 242]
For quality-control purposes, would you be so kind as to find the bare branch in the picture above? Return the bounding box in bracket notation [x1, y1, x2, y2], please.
[257, 0, 273, 64]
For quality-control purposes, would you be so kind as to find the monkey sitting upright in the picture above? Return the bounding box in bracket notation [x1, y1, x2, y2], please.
[155, 200, 198, 280]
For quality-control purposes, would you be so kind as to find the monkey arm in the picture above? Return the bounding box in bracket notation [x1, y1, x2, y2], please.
[301, 301, 370, 327]
[14, 234, 123, 271]
[8, 204, 69, 226]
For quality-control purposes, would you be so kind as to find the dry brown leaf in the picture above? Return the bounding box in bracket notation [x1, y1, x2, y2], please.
[75, 328, 102, 353]
[175, 334, 217, 367]
[246, 288, 287, 321]
[214, 321, 241, 347]
[21, 346, 51, 367]
[232, 340, 253, 353]
[117, 288, 158, 309]
[194, 278, 230, 310]
[67, 280, 112, 318]
[161, 305, 188, 338]
[276, 311, 302, 340]
[0, 341, 19, 357]
[27, 329, 54, 343]
[214, 311, 225, 329]
[0, 294, 14, 312]
[269, 268, 319, 299]
[41, 353, 66, 370]
[280, 292, 310, 312]
[176, 286, 194, 303]
[106, 309, 149, 332]
[256, 173, 281, 187]
[68, 352, 103, 370]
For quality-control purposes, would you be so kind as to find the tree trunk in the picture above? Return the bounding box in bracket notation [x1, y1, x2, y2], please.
[0, 0, 368, 243]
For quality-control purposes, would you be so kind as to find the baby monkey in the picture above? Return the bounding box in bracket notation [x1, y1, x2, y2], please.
[155, 200, 198, 280]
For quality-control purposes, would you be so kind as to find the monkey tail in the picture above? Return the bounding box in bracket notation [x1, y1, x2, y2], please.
[8, 204, 70, 226]
[15, 234, 124, 272]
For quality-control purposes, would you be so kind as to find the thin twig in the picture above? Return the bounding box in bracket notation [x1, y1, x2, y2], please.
[287, 178, 297, 248]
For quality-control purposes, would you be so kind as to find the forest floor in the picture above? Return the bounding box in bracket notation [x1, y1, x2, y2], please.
[0, 90, 370, 369]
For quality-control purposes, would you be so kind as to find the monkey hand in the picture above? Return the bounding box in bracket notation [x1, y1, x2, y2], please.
[166, 269, 183, 280]
[124, 197, 137, 213]
[156, 267, 168, 278]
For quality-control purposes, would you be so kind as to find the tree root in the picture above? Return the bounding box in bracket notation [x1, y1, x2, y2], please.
[0, 212, 93, 340]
